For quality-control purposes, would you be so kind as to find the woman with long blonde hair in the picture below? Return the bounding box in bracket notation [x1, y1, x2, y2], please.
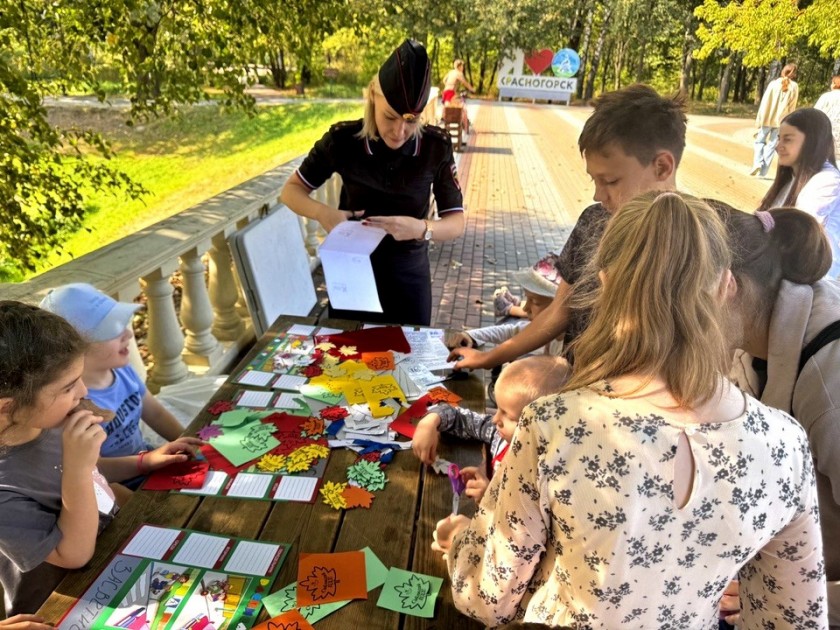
[433, 191, 826, 628]
[280, 39, 465, 325]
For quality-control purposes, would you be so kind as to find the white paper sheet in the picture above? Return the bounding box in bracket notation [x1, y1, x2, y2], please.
[319, 221, 387, 312]
[235, 370, 277, 387]
[236, 390, 274, 408]
[272, 374, 308, 391]
[224, 540, 281, 576]
[274, 392, 306, 410]
[286, 324, 317, 337]
[172, 532, 229, 568]
[316, 326, 344, 335]
[122, 525, 181, 559]
[226, 472, 273, 499]
[181, 470, 228, 496]
[273, 476, 319, 502]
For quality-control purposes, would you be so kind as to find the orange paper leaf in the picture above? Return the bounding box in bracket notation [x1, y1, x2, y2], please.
[361, 351, 395, 371]
[342, 485, 375, 509]
[296, 551, 368, 607]
[251, 610, 314, 630]
[426, 386, 462, 404]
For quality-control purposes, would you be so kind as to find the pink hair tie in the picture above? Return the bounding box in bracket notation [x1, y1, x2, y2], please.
[755, 210, 775, 232]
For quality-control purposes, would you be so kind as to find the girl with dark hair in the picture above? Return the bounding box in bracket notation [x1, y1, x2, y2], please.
[757, 108, 840, 276]
[751, 63, 799, 177]
[719, 205, 840, 628]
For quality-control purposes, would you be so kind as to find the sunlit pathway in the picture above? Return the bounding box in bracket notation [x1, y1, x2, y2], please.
[429, 100, 770, 331]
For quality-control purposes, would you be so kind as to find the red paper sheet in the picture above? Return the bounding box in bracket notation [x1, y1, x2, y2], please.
[296, 551, 368, 607]
[199, 443, 260, 476]
[314, 326, 410, 354]
[143, 459, 209, 491]
[389, 394, 434, 439]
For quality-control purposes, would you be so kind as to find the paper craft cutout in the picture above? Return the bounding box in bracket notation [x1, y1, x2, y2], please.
[197, 424, 223, 440]
[258, 453, 287, 472]
[342, 382, 367, 405]
[301, 416, 325, 436]
[315, 342, 336, 352]
[235, 389, 275, 408]
[143, 459, 209, 491]
[215, 409, 265, 428]
[338, 345, 358, 357]
[261, 582, 350, 622]
[361, 351, 395, 371]
[426, 386, 462, 404]
[181, 469, 228, 495]
[319, 405, 348, 421]
[300, 364, 323, 378]
[314, 326, 410, 354]
[389, 394, 434, 439]
[299, 383, 343, 405]
[285, 324, 317, 337]
[320, 481, 348, 509]
[200, 443, 260, 476]
[296, 551, 367, 607]
[362, 547, 389, 590]
[368, 398, 401, 419]
[376, 568, 443, 618]
[360, 375, 405, 404]
[252, 610, 315, 630]
[342, 485, 374, 509]
[209, 422, 280, 467]
[271, 374, 306, 390]
[207, 400, 235, 416]
[235, 369, 277, 387]
[346, 460, 388, 491]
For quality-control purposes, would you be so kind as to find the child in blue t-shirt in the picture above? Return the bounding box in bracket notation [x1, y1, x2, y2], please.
[41, 284, 193, 480]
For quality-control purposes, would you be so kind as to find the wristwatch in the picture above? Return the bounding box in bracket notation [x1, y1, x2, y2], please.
[422, 219, 434, 241]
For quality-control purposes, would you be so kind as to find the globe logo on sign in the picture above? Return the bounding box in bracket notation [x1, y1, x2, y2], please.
[551, 49, 581, 78]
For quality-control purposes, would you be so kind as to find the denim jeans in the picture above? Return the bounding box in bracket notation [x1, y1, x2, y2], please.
[753, 126, 779, 177]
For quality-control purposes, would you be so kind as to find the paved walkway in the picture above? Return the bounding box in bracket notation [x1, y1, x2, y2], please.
[428, 100, 771, 332]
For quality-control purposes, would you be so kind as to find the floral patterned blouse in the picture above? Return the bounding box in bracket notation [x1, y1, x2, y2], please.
[447, 384, 827, 629]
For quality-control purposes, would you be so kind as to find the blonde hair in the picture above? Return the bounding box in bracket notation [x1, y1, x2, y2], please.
[356, 75, 424, 142]
[496, 355, 571, 406]
[564, 191, 731, 407]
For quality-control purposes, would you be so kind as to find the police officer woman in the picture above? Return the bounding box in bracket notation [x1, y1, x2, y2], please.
[280, 39, 465, 326]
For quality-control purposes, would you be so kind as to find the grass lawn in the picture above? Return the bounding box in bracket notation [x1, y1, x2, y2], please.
[32, 101, 362, 279]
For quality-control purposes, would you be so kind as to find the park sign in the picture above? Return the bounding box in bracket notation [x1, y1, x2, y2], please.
[497, 48, 580, 104]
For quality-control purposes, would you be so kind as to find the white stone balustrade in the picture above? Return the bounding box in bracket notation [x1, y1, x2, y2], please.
[0, 159, 342, 392]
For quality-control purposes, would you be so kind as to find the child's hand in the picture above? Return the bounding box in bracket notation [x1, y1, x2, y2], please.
[0, 614, 55, 630]
[412, 414, 441, 465]
[432, 514, 470, 557]
[62, 410, 106, 473]
[142, 437, 203, 472]
[460, 466, 489, 503]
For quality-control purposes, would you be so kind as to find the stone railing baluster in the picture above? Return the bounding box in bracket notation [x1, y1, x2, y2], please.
[208, 232, 246, 341]
[180, 246, 222, 365]
[142, 267, 189, 391]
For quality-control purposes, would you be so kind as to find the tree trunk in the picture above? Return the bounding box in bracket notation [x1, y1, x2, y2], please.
[716, 54, 737, 112]
[577, 1, 594, 98]
[679, 19, 694, 94]
[696, 57, 710, 101]
[269, 49, 286, 88]
[584, 4, 613, 100]
[613, 39, 626, 90]
[600, 39, 613, 95]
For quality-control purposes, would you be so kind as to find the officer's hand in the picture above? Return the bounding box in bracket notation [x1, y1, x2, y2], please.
[362, 216, 426, 241]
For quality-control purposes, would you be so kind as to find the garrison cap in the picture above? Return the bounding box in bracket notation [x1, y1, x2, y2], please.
[378, 39, 431, 121]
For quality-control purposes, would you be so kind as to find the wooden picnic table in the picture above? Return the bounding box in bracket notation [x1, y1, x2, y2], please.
[38, 315, 486, 630]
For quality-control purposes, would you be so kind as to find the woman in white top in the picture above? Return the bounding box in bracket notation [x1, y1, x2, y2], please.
[752, 63, 799, 177]
[432, 191, 827, 629]
[758, 107, 840, 277]
[442, 60, 474, 105]
[815, 75, 840, 160]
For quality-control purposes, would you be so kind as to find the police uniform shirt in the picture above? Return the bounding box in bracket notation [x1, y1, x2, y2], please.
[295, 119, 464, 325]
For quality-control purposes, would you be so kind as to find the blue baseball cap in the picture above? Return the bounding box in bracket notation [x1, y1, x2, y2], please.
[39, 283, 141, 342]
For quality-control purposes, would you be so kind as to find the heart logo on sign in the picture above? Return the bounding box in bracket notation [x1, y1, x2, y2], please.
[525, 49, 554, 75]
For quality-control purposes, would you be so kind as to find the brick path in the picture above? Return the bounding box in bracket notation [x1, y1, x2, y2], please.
[429, 101, 591, 331]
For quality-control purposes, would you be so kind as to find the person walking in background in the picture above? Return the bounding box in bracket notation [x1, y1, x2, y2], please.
[815, 75, 840, 160]
[756, 108, 840, 277]
[442, 60, 474, 105]
[751, 63, 799, 177]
